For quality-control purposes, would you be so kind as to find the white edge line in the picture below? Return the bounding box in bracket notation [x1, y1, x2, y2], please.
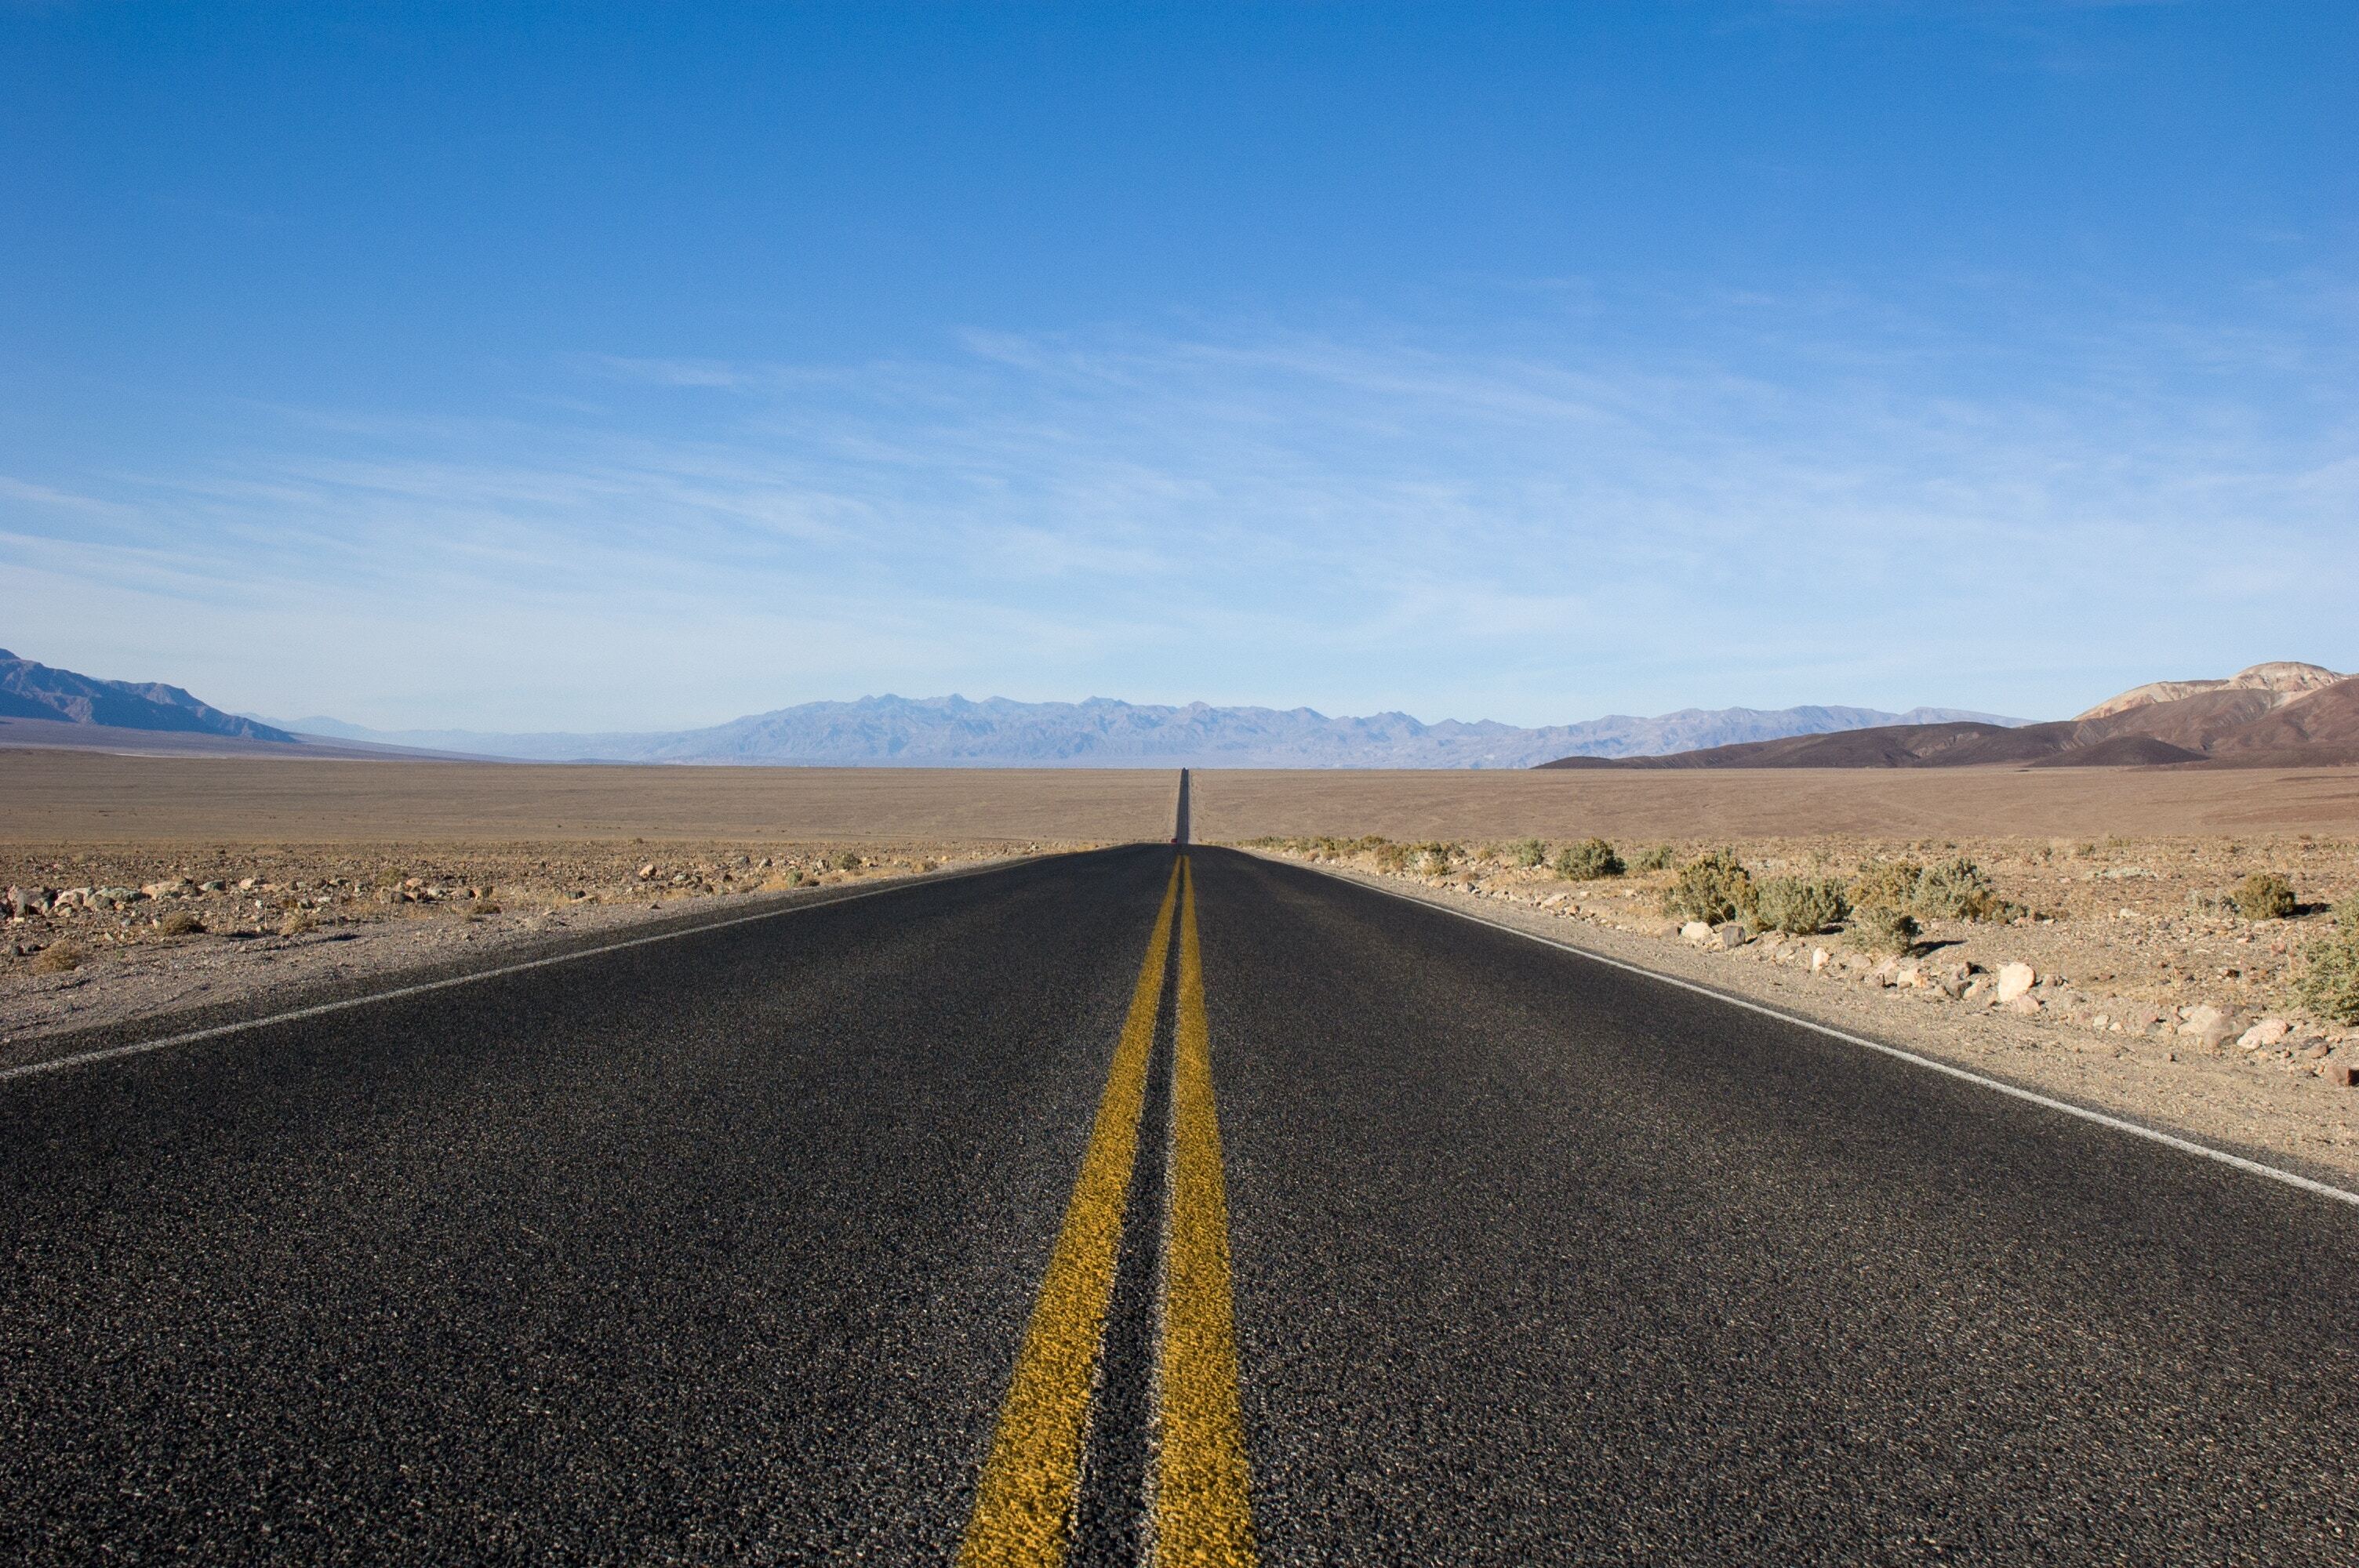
[0, 856, 1043, 1087]
[1270, 854, 2359, 1211]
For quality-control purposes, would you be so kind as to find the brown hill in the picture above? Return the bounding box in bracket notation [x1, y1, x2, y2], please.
[1539, 666, 2358, 771]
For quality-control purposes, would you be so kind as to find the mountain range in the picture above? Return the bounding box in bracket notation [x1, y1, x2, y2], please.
[1, 648, 296, 742]
[19, 643, 2350, 771]
[1538, 662, 2359, 771]
[270, 695, 2023, 768]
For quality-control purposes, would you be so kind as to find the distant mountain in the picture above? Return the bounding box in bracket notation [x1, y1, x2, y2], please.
[0, 648, 296, 742]
[1539, 662, 2359, 771]
[275, 695, 2029, 769]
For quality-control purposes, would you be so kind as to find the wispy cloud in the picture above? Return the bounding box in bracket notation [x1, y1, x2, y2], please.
[4, 279, 2352, 728]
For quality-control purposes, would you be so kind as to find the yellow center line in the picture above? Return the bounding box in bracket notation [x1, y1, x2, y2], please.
[960, 859, 1181, 1568]
[1157, 855, 1259, 1566]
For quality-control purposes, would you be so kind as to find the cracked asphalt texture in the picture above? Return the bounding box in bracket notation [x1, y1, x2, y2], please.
[6, 844, 2359, 1563]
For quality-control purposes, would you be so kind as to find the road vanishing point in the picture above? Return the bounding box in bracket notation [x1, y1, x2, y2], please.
[5, 788, 2359, 1562]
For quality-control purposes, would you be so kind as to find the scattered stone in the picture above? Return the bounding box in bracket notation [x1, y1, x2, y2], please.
[1995, 962, 2036, 1004]
[1711, 922, 1747, 950]
[2176, 1004, 2241, 1050]
[2177, 1003, 2227, 1036]
[2237, 1018, 2294, 1051]
[1810, 946, 1831, 974]
[1681, 920, 1714, 943]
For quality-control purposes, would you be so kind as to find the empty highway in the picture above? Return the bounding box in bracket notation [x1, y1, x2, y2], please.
[5, 844, 2359, 1563]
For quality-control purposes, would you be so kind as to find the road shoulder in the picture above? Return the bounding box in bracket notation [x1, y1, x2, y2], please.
[1242, 848, 2359, 1190]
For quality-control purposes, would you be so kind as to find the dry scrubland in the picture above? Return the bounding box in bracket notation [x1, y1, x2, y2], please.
[1236, 829, 2359, 1179]
[1195, 764, 2359, 1179]
[1190, 765, 2359, 840]
[1, 751, 1174, 1052]
[0, 840, 1079, 1053]
[0, 750, 1181, 842]
[12, 750, 2359, 1180]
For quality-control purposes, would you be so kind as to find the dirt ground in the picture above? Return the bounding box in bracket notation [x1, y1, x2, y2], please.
[1191, 764, 2359, 840]
[1236, 833, 2359, 1183]
[0, 839, 1080, 1056]
[0, 750, 1183, 842]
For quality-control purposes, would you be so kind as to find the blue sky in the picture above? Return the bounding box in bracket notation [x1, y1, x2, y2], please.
[4, 2, 2353, 731]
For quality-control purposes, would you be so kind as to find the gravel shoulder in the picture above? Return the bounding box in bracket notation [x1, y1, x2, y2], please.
[1236, 838, 2359, 1185]
[1, 839, 1089, 1069]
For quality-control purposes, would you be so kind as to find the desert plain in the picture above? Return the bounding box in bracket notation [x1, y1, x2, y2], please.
[8, 748, 2359, 1181]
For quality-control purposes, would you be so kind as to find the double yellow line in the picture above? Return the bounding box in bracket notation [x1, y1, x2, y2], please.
[960, 855, 1256, 1568]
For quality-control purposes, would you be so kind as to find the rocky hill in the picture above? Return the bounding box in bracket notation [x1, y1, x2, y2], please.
[1539, 663, 2358, 771]
[0, 649, 296, 742]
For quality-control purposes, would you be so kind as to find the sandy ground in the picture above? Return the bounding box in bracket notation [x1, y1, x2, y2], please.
[1237, 834, 2359, 1183]
[0, 750, 1183, 842]
[1192, 765, 2359, 839]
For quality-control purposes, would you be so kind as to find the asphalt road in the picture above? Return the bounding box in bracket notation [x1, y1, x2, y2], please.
[5, 844, 2359, 1563]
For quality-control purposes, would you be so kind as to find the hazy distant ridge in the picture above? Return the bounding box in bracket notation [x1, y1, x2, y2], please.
[278, 694, 2026, 768]
[2, 648, 296, 742]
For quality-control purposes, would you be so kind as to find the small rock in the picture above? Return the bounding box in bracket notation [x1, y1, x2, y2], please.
[638, 863, 657, 880]
[2237, 1018, 2294, 1051]
[2177, 1003, 2227, 1036]
[1712, 922, 1747, 950]
[2177, 1004, 2240, 1050]
[2004, 994, 2045, 1014]
[1810, 946, 1831, 974]
[1681, 921, 1714, 943]
[1995, 962, 2037, 1004]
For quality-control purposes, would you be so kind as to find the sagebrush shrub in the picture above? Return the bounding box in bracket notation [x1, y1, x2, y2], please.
[1855, 906, 1921, 955]
[1850, 858, 1925, 913]
[1554, 838, 1624, 881]
[159, 909, 205, 937]
[1503, 837, 1548, 869]
[1662, 850, 1755, 924]
[1912, 857, 2012, 921]
[1405, 841, 1461, 874]
[2292, 896, 2359, 1025]
[2231, 871, 2298, 920]
[1753, 876, 1851, 935]
[1852, 855, 2013, 922]
[1632, 844, 1676, 872]
[31, 943, 82, 974]
[829, 849, 864, 873]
